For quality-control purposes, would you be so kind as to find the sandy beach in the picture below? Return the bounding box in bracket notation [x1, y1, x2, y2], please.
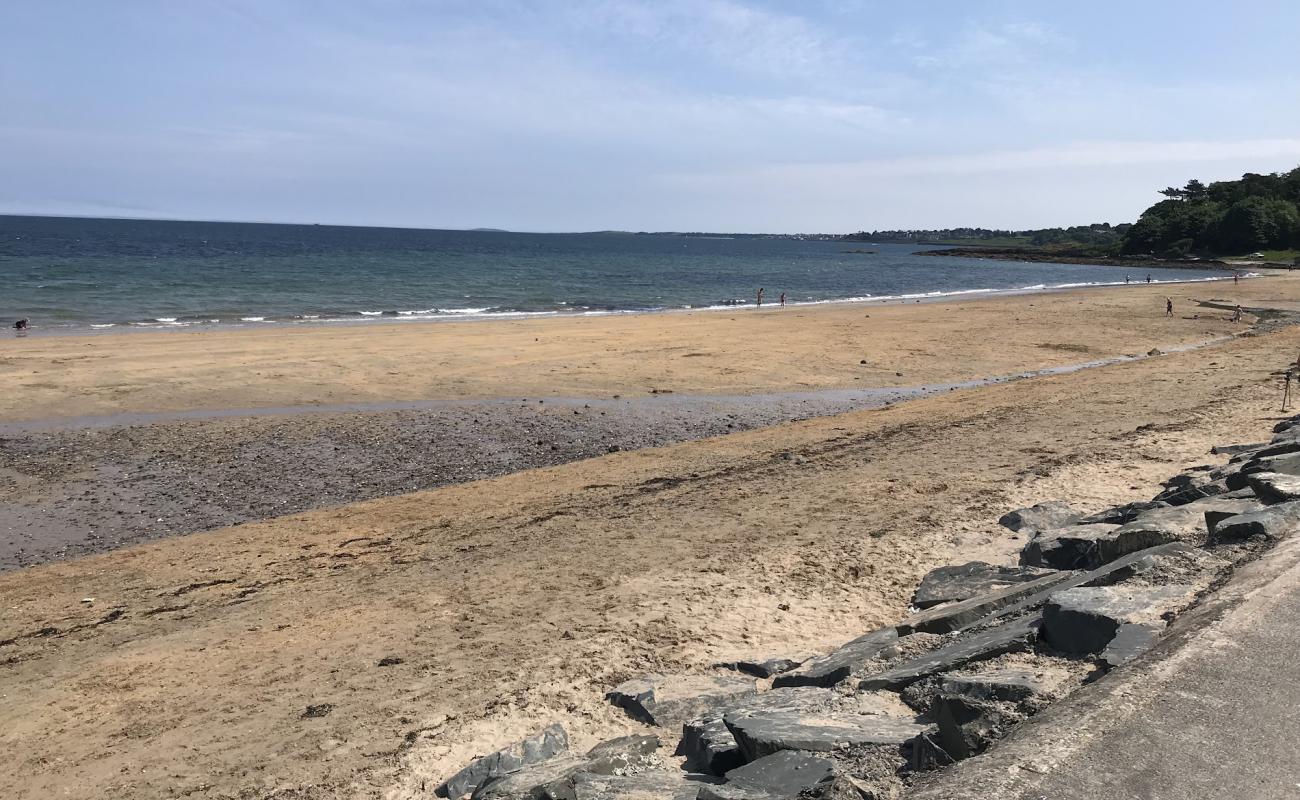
[2, 276, 1298, 799]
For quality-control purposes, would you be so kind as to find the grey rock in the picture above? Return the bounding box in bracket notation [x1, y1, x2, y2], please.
[1099, 623, 1162, 668]
[1112, 505, 1210, 545]
[897, 571, 1073, 635]
[1042, 585, 1196, 655]
[727, 658, 805, 679]
[858, 615, 1040, 691]
[939, 669, 1061, 704]
[1075, 500, 1169, 526]
[1274, 416, 1300, 434]
[607, 675, 756, 728]
[574, 768, 720, 800]
[473, 735, 663, 799]
[1210, 501, 1300, 540]
[930, 692, 1011, 761]
[1247, 471, 1300, 503]
[724, 710, 930, 760]
[772, 628, 899, 688]
[696, 751, 836, 800]
[910, 562, 1057, 609]
[438, 723, 569, 798]
[1152, 476, 1227, 506]
[997, 501, 1081, 534]
[1020, 523, 1164, 570]
[1083, 541, 1229, 591]
[1228, 451, 1300, 489]
[971, 541, 1207, 631]
[1211, 442, 1267, 456]
[1255, 438, 1300, 458]
[679, 688, 833, 775]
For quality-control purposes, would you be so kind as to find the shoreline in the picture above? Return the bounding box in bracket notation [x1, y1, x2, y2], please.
[913, 246, 1239, 270]
[10, 269, 1244, 339]
[0, 337, 1237, 571]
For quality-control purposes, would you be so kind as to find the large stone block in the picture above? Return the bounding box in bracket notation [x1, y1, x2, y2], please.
[1042, 585, 1196, 655]
[573, 768, 720, 799]
[1247, 471, 1300, 503]
[997, 501, 1081, 533]
[607, 675, 756, 728]
[911, 561, 1058, 610]
[1210, 502, 1300, 540]
[696, 751, 836, 800]
[724, 709, 930, 760]
[678, 688, 833, 775]
[437, 724, 569, 798]
[772, 627, 899, 688]
[1098, 623, 1162, 668]
[1075, 500, 1169, 526]
[1019, 523, 1165, 570]
[897, 571, 1073, 635]
[858, 615, 1040, 691]
[471, 735, 662, 799]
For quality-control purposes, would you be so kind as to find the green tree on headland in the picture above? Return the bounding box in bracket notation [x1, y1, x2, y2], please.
[1122, 167, 1300, 256]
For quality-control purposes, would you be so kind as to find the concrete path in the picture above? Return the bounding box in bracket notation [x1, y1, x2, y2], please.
[908, 534, 1300, 800]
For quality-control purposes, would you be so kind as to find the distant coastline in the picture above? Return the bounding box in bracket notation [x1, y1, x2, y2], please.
[915, 246, 1238, 271]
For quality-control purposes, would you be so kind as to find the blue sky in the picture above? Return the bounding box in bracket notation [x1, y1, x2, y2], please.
[4, 1, 1300, 232]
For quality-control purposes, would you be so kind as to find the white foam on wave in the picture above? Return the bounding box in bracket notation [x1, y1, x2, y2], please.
[240, 316, 266, 322]
[359, 310, 384, 316]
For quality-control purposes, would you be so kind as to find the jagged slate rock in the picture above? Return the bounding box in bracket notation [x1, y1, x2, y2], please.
[1083, 541, 1229, 590]
[679, 688, 833, 775]
[1251, 438, 1300, 459]
[1042, 585, 1195, 655]
[1210, 501, 1300, 540]
[804, 775, 882, 800]
[910, 562, 1058, 609]
[1211, 442, 1267, 456]
[1248, 471, 1300, 503]
[574, 768, 721, 800]
[897, 571, 1073, 635]
[724, 710, 930, 760]
[607, 675, 756, 728]
[939, 669, 1059, 703]
[696, 751, 836, 800]
[1228, 451, 1300, 489]
[1112, 503, 1218, 545]
[583, 734, 661, 775]
[731, 658, 805, 678]
[473, 736, 662, 799]
[859, 615, 1040, 691]
[772, 628, 898, 688]
[1218, 487, 1259, 500]
[1153, 477, 1227, 507]
[1204, 500, 1268, 536]
[438, 724, 569, 798]
[1075, 500, 1169, 526]
[970, 541, 1195, 631]
[931, 693, 1004, 761]
[1020, 523, 1158, 570]
[680, 718, 743, 776]
[1099, 623, 1163, 668]
[1274, 416, 1300, 434]
[997, 501, 1081, 534]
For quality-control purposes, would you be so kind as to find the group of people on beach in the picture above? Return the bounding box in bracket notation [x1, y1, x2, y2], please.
[755, 288, 785, 308]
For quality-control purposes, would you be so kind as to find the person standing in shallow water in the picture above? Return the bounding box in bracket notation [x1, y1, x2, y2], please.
[1166, 298, 1174, 317]
[779, 292, 786, 308]
[756, 287, 764, 307]
[13, 318, 28, 333]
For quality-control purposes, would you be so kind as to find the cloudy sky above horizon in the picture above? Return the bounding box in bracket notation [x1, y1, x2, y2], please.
[4, 1, 1300, 232]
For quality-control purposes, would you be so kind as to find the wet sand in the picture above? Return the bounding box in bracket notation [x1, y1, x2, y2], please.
[0, 277, 1296, 799]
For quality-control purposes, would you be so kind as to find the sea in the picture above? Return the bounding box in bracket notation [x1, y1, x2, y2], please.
[0, 215, 1231, 333]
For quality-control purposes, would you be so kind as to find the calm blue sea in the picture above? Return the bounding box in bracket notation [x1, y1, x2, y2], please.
[0, 215, 1228, 332]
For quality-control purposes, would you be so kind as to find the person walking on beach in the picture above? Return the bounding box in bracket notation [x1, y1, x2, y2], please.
[1125, 275, 1130, 284]
[1232, 304, 1243, 323]
[1147, 274, 1153, 284]
[1234, 271, 1240, 285]
[1165, 298, 1174, 317]
[779, 292, 786, 308]
[756, 287, 765, 307]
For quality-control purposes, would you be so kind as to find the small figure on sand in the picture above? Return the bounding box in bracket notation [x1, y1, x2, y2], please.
[1234, 272, 1240, 285]
[1146, 274, 1153, 284]
[1232, 304, 1243, 323]
[1165, 298, 1174, 317]
[756, 287, 765, 307]
[13, 318, 28, 332]
[779, 292, 786, 308]
[1125, 275, 1130, 284]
